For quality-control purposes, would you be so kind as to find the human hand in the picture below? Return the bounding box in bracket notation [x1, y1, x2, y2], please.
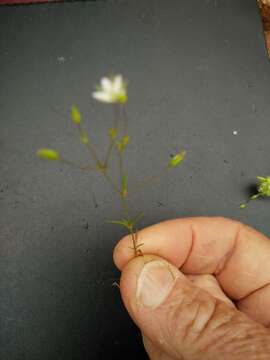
[113, 217, 270, 359]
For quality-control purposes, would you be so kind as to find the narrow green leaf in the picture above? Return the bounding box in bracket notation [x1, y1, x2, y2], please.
[107, 219, 126, 226]
[131, 212, 144, 226]
[107, 218, 131, 231]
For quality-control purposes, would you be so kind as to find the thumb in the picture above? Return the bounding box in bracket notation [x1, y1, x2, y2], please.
[120, 255, 270, 360]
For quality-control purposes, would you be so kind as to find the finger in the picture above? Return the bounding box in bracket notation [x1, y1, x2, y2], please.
[142, 334, 176, 360]
[120, 255, 270, 360]
[237, 284, 270, 327]
[186, 274, 235, 308]
[114, 217, 270, 302]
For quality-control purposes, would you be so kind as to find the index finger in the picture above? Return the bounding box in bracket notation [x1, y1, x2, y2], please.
[113, 217, 270, 302]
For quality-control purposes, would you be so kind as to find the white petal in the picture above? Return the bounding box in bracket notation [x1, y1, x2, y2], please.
[101, 77, 112, 92]
[113, 75, 123, 93]
[92, 91, 114, 103]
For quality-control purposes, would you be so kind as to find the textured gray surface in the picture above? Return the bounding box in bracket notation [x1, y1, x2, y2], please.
[0, 0, 270, 359]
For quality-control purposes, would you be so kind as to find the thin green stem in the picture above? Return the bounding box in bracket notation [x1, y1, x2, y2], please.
[104, 104, 120, 167]
[77, 124, 101, 166]
[118, 149, 130, 217]
[131, 166, 170, 192]
[130, 226, 141, 257]
[120, 196, 130, 219]
[60, 158, 97, 171]
[101, 170, 121, 194]
[114, 103, 120, 129]
[118, 151, 124, 179]
[104, 140, 114, 167]
[122, 104, 128, 134]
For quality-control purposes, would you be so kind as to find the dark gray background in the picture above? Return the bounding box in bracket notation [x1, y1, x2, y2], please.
[1, 0, 270, 359]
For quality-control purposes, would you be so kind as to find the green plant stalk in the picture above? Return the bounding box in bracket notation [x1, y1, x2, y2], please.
[122, 103, 128, 134]
[38, 78, 186, 257]
[60, 158, 97, 171]
[104, 104, 120, 167]
[77, 123, 102, 167]
[131, 165, 171, 192]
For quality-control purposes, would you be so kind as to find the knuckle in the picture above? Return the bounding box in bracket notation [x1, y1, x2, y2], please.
[165, 286, 218, 346]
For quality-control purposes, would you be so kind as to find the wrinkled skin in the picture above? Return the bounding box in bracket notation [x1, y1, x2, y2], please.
[113, 217, 270, 359]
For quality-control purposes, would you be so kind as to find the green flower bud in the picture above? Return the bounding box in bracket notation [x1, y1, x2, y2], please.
[71, 105, 81, 124]
[169, 150, 186, 168]
[36, 148, 60, 160]
[118, 93, 128, 104]
[109, 127, 118, 140]
[117, 135, 129, 152]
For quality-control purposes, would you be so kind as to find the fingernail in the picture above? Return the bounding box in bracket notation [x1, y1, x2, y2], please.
[136, 260, 176, 309]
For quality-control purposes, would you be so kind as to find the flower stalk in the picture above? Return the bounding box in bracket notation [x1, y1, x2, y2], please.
[37, 74, 186, 257]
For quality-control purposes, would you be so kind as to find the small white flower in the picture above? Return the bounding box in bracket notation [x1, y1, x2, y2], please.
[92, 75, 127, 104]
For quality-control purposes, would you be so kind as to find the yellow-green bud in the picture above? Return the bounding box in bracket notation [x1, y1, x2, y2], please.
[36, 148, 60, 160]
[169, 150, 186, 168]
[118, 93, 128, 104]
[71, 105, 81, 124]
[117, 135, 129, 152]
[109, 128, 118, 140]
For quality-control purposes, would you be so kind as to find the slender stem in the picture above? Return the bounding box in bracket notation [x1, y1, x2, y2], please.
[101, 170, 121, 194]
[122, 104, 128, 134]
[104, 104, 120, 167]
[114, 103, 120, 129]
[60, 158, 97, 171]
[120, 196, 130, 219]
[130, 226, 141, 257]
[131, 166, 170, 192]
[118, 151, 124, 179]
[104, 140, 114, 167]
[77, 124, 101, 165]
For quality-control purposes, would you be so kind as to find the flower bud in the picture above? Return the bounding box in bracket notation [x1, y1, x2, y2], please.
[169, 150, 186, 168]
[71, 105, 81, 124]
[117, 135, 129, 152]
[36, 148, 60, 160]
[109, 128, 118, 140]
